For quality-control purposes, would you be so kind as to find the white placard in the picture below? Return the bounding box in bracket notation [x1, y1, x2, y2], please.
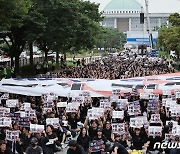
[112, 89, 121, 96]
[0, 117, 12, 127]
[117, 99, 128, 110]
[148, 126, 162, 137]
[140, 93, 149, 99]
[150, 114, 161, 123]
[21, 103, 31, 111]
[112, 123, 125, 134]
[144, 89, 153, 94]
[46, 118, 60, 128]
[25, 110, 36, 117]
[172, 125, 180, 135]
[6, 99, 18, 108]
[0, 107, 10, 117]
[72, 97, 84, 104]
[163, 90, 171, 96]
[112, 111, 124, 119]
[30, 124, 44, 133]
[130, 116, 148, 128]
[175, 91, 180, 98]
[128, 101, 141, 116]
[57, 102, 67, 108]
[149, 94, 159, 100]
[66, 103, 80, 113]
[87, 108, 104, 120]
[0, 93, 9, 100]
[6, 130, 19, 141]
[100, 102, 111, 109]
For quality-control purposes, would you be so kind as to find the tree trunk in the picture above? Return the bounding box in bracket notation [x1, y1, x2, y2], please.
[11, 56, 14, 68]
[15, 55, 20, 75]
[56, 51, 59, 64]
[45, 49, 48, 62]
[29, 42, 33, 65]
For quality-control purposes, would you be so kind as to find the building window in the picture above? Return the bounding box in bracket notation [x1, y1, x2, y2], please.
[123, 11, 125, 13]
[117, 11, 119, 13]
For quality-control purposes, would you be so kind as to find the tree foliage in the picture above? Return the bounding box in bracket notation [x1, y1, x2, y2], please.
[158, 13, 180, 59]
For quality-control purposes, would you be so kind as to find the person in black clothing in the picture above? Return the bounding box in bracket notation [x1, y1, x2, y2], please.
[113, 134, 129, 154]
[25, 137, 43, 154]
[77, 127, 90, 152]
[0, 140, 13, 154]
[67, 140, 85, 154]
[103, 120, 113, 141]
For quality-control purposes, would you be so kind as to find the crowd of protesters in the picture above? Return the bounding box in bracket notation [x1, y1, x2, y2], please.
[0, 89, 179, 154]
[37, 52, 175, 79]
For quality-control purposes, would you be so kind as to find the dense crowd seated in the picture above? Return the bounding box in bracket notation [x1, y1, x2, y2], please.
[0, 89, 179, 154]
[38, 53, 175, 79]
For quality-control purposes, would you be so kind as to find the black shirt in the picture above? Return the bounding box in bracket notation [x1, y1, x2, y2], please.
[102, 128, 112, 141]
[113, 142, 128, 154]
[88, 127, 97, 141]
[77, 135, 90, 151]
[67, 145, 85, 154]
[25, 146, 43, 154]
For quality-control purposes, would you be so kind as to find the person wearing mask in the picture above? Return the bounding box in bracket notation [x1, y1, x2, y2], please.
[0, 140, 13, 154]
[67, 140, 85, 154]
[25, 137, 43, 154]
[77, 127, 90, 152]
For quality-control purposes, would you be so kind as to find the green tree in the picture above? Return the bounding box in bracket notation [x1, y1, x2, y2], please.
[158, 13, 180, 60]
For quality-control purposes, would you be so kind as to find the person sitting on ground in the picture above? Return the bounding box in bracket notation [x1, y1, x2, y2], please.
[67, 140, 85, 154]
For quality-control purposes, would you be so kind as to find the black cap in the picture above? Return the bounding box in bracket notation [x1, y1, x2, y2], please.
[114, 133, 121, 138]
[31, 137, 38, 144]
[97, 128, 103, 132]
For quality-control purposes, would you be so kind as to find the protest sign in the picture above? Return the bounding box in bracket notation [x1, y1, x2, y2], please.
[128, 101, 141, 116]
[112, 89, 121, 96]
[112, 111, 124, 119]
[172, 125, 180, 135]
[175, 91, 180, 98]
[150, 114, 161, 123]
[20, 103, 31, 111]
[148, 126, 162, 137]
[46, 118, 60, 128]
[147, 100, 159, 112]
[19, 117, 30, 127]
[72, 97, 84, 104]
[6, 130, 19, 141]
[0, 107, 10, 117]
[89, 139, 105, 153]
[0, 93, 9, 100]
[43, 101, 54, 108]
[163, 90, 171, 96]
[170, 107, 180, 118]
[6, 99, 18, 108]
[140, 93, 149, 99]
[87, 108, 104, 120]
[166, 120, 178, 126]
[100, 101, 111, 109]
[165, 134, 172, 141]
[0, 117, 12, 127]
[149, 94, 159, 100]
[66, 103, 79, 113]
[30, 124, 44, 133]
[124, 92, 131, 99]
[130, 116, 148, 128]
[57, 102, 67, 108]
[112, 123, 125, 133]
[25, 110, 36, 117]
[43, 108, 52, 114]
[116, 99, 128, 110]
[144, 89, 153, 94]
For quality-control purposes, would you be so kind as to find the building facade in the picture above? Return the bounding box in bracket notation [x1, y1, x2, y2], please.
[101, 0, 170, 33]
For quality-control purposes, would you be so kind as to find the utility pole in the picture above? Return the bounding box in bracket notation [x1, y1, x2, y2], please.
[144, 0, 153, 50]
